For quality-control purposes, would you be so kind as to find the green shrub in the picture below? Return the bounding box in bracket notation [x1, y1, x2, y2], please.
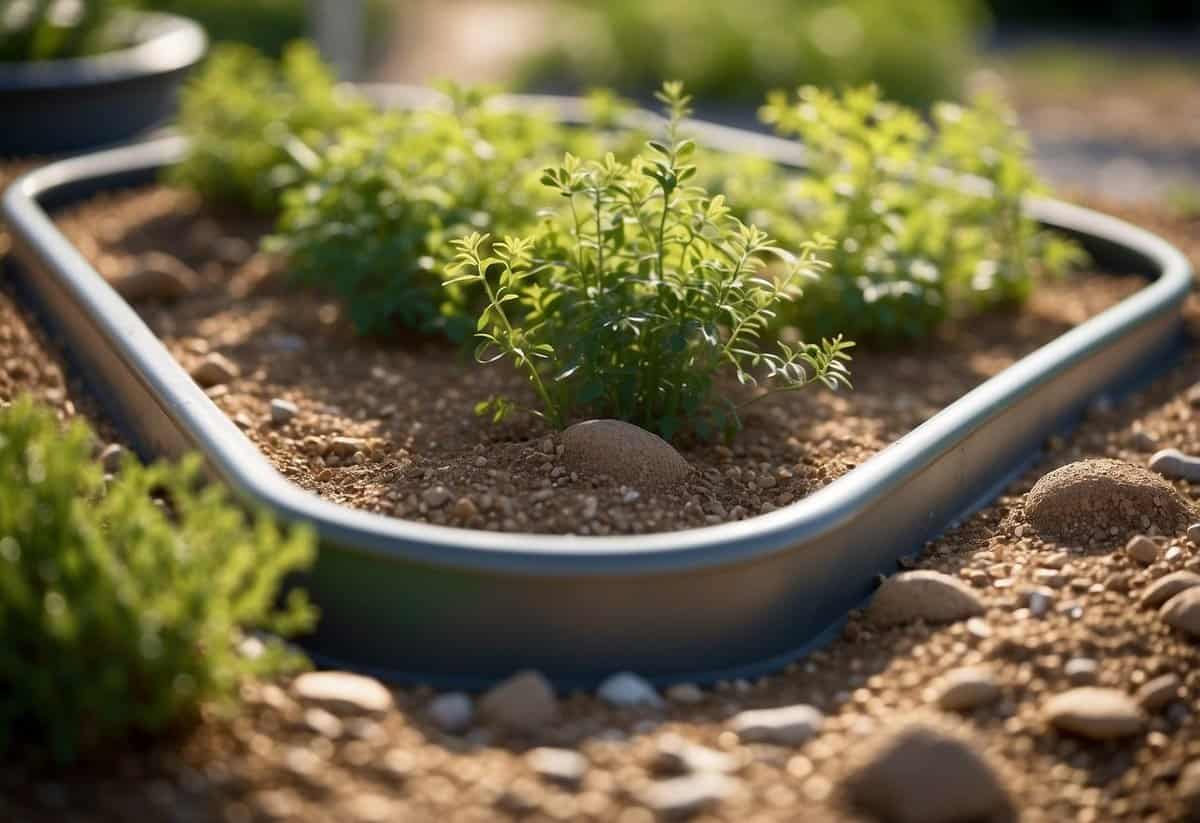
[518, 0, 986, 107]
[0, 397, 315, 763]
[0, 0, 128, 62]
[448, 84, 853, 441]
[269, 87, 581, 338]
[754, 85, 1082, 343]
[170, 41, 371, 212]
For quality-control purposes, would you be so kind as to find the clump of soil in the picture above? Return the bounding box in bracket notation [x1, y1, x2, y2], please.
[1024, 458, 1195, 544]
[54, 185, 1148, 536]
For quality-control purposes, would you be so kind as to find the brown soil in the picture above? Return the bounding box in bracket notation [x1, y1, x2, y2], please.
[55, 185, 1146, 536]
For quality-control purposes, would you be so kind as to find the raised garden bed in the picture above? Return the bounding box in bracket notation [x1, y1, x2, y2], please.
[2, 98, 1192, 688]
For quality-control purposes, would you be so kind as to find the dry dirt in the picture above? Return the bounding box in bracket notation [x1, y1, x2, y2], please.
[3, 178, 1200, 821]
[54, 185, 1145, 536]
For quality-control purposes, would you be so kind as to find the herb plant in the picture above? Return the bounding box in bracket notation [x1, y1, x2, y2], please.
[757, 85, 1083, 342]
[170, 41, 371, 212]
[448, 83, 853, 440]
[0, 397, 316, 763]
[269, 86, 574, 337]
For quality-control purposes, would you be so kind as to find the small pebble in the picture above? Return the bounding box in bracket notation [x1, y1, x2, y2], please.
[526, 747, 588, 787]
[189, 352, 240, 388]
[1160, 587, 1200, 638]
[926, 666, 1001, 712]
[1178, 761, 1200, 819]
[638, 773, 735, 818]
[866, 571, 985, 627]
[561, 419, 690, 489]
[291, 671, 394, 715]
[427, 692, 473, 733]
[730, 704, 824, 745]
[654, 733, 738, 775]
[1043, 688, 1145, 740]
[99, 443, 124, 473]
[422, 486, 452, 509]
[1150, 448, 1200, 482]
[596, 672, 663, 708]
[478, 671, 558, 734]
[1188, 523, 1200, 546]
[270, 398, 298, 425]
[666, 683, 705, 704]
[112, 252, 196, 301]
[1141, 571, 1200, 608]
[1064, 658, 1099, 686]
[1135, 674, 1181, 712]
[1125, 534, 1160, 566]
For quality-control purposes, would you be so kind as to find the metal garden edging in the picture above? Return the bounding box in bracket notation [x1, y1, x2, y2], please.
[0, 12, 207, 155]
[1, 94, 1192, 689]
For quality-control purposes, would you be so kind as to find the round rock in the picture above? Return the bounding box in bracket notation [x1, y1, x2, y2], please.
[526, 747, 588, 786]
[866, 571, 985, 627]
[638, 773, 735, 819]
[189, 352, 241, 388]
[1025, 459, 1193, 543]
[478, 670, 558, 734]
[270, 398, 298, 425]
[1160, 587, 1200, 638]
[1135, 673, 1181, 712]
[840, 716, 1015, 823]
[730, 704, 824, 746]
[561, 419, 690, 489]
[112, 252, 197, 302]
[427, 692, 473, 733]
[1125, 534, 1161, 566]
[1150, 448, 1200, 482]
[1140, 571, 1200, 608]
[925, 666, 1001, 712]
[1043, 687, 1145, 740]
[596, 671, 663, 708]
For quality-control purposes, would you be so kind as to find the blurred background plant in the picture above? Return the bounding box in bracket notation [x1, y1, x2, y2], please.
[0, 0, 126, 61]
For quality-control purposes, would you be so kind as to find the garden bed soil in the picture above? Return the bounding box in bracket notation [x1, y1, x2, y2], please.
[5, 200, 1200, 823]
[56, 185, 1148, 536]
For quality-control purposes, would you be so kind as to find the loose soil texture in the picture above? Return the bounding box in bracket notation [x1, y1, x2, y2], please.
[55, 185, 1147, 536]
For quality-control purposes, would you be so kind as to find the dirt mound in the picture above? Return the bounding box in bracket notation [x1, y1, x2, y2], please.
[1024, 458, 1193, 544]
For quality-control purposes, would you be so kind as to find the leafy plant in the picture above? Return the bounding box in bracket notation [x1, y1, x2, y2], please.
[170, 41, 371, 212]
[448, 83, 853, 441]
[0, 397, 315, 763]
[518, 0, 985, 107]
[269, 86, 578, 338]
[0, 0, 129, 62]
[756, 85, 1083, 342]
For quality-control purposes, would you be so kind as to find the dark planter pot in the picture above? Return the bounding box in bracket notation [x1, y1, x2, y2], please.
[0, 13, 207, 156]
[1, 91, 1193, 689]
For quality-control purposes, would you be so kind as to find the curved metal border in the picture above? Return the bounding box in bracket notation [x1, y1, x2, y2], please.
[2, 96, 1192, 687]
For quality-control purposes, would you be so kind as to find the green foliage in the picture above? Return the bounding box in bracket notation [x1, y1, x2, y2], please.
[519, 0, 985, 107]
[0, 0, 129, 62]
[448, 84, 853, 441]
[0, 397, 315, 763]
[755, 85, 1083, 343]
[269, 87, 576, 338]
[170, 41, 371, 212]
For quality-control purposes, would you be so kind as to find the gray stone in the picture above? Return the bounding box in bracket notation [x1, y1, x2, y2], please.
[1043, 688, 1145, 740]
[1064, 658, 1099, 686]
[866, 571, 985, 627]
[730, 704, 824, 745]
[113, 252, 197, 302]
[596, 672, 663, 708]
[99, 443, 125, 474]
[654, 733, 738, 775]
[427, 692, 473, 733]
[422, 485, 452, 508]
[478, 670, 558, 734]
[666, 683, 705, 704]
[562, 419, 690, 489]
[1151, 448, 1200, 482]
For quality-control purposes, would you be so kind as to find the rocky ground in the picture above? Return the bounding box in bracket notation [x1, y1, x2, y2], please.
[1, 200, 1199, 821]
